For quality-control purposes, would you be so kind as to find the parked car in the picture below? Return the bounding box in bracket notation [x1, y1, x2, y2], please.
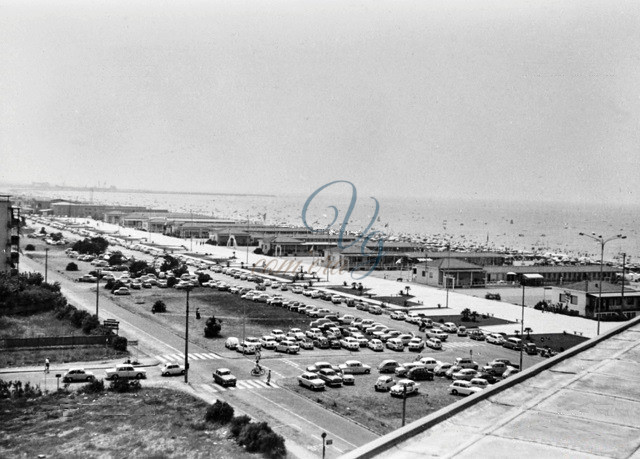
[454, 357, 479, 370]
[502, 367, 520, 378]
[425, 329, 448, 341]
[474, 371, 499, 384]
[225, 337, 239, 350]
[441, 322, 458, 333]
[260, 335, 278, 349]
[408, 338, 425, 352]
[390, 379, 420, 397]
[275, 340, 300, 354]
[368, 338, 384, 351]
[395, 362, 425, 377]
[390, 311, 407, 320]
[213, 368, 237, 387]
[452, 369, 478, 381]
[433, 362, 453, 376]
[317, 369, 343, 387]
[161, 363, 185, 376]
[113, 287, 130, 296]
[426, 338, 443, 350]
[340, 337, 360, 351]
[378, 359, 401, 373]
[313, 337, 331, 349]
[105, 364, 146, 380]
[386, 338, 405, 352]
[469, 378, 490, 389]
[503, 337, 523, 350]
[449, 380, 483, 396]
[62, 368, 95, 383]
[339, 360, 371, 374]
[298, 372, 325, 391]
[299, 338, 315, 350]
[457, 326, 468, 337]
[374, 375, 395, 392]
[469, 330, 485, 341]
[406, 366, 434, 381]
[486, 333, 506, 345]
[306, 362, 340, 373]
[525, 342, 538, 355]
[418, 357, 441, 370]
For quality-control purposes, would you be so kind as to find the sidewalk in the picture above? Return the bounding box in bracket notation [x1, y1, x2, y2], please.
[0, 357, 160, 375]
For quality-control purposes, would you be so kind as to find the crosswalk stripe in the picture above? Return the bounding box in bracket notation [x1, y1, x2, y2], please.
[192, 353, 208, 359]
[170, 353, 184, 361]
[212, 383, 227, 391]
[252, 380, 269, 389]
[200, 384, 218, 394]
[236, 381, 253, 389]
[203, 353, 220, 359]
[156, 355, 170, 364]
[188, 353, 202, 360]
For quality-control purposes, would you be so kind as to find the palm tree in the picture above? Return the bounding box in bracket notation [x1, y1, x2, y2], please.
[461, 308, 471, 321]
[470, 310, 479, 322]
[524, 327, 533, 340]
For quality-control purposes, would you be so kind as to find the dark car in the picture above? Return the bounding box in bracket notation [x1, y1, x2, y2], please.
[525, 343, 538, 355]
[406, 367, 434, 381]
[469, 330, 485, 341]
[313, 337, 331, 349]
[474, 371, 499, 384]
[329, 339, 341, 349]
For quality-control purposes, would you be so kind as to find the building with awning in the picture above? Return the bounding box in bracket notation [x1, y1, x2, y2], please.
[484, 265, 619, 286]
[411, 259, 486, 288]
[550, 281, 640, 319]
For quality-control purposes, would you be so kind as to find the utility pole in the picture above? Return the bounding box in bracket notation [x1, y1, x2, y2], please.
[445, 242, 451, 308]
[44, 248, 49, 283]
[95, 268, 100, 317]
[402, 384, 408, 426]
[621, 253, 626, 313]
[184, 287, 190, 383]
[321, 432, 327, 459]
[519, 283, 525, 370]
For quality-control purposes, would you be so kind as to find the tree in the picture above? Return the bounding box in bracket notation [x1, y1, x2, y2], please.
[66, 262, 79, 271]
[198, 273, 211, 285]
[50, 232, 64, 242]
[173, 264, 189, 278]
[160, 255, 180, 272]
[204, 316, 222, 338]
[108, 251, 126, 266]
[73, 237, 109, 255]
[40, 227, 47, 234]
[152, 300, 167, 313]
[166, 276, 178, 288]
[205, 400, 234, 424]
[461, 308, 471, 321]
[129, 260, 149, 276]
[524, 327, 533, 340]
[470, 310, 479, 322]
[82, 314, 100, 334]
[25, 244, 35, 251]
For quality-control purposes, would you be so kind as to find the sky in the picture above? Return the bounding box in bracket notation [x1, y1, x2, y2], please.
[1, 0, 639, 204]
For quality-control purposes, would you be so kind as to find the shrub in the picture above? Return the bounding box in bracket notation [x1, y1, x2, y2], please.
[71, 309, 91, 328]
[56, 304, 77, 320]
[205, 400, 234, 424]
[152, 300, 167, 313]
[79, 378, 105, 394]
[198, 273, 211, 285]
[25, 244, 36, 251]
[111, 336, 128, 352]
[167, 276, 178, 288]
[81, 314, 100, 334]
[237, 421, 286, 457]
[230, 415, 251, 437]
[109, 379, 141, 393]
[204, 316, 222, 338]
[66, 262, 79, 271]
[72, 237, 108, 255]
[253, 247, 263, 255]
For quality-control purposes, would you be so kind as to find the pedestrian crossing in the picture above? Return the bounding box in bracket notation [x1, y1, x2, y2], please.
[282, 359, 301, 369]
[199, 380, 279, 393]
[156, 352, 222, 363]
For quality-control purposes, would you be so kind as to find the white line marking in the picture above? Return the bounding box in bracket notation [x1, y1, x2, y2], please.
[200, 384, 218, 394]
[192, 353, 208, 359]
[171, 354, 184, 361]
[156, 355, 170, 364]
[188, 353, 202, 360]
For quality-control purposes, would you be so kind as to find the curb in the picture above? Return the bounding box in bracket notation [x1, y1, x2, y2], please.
[0, 360, 161, 375]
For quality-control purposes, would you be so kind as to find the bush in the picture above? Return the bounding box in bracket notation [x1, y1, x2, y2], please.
[205, 400, 234, 424]
[66, 262, 79, 271]
[109, 379, 141, 393]
[253, 247, 263, 255]
[230, 415, 252, 437]
[152, 300, 167, 313]
[204, 316, 222, 338]
[198, 273, 211, 285]
[79, 378, 105, 394]
[237, 421, 286, 458]
[167, 276, 178, 288]
[72, 237, 109, 255]
[25, 244, 36, 251]
[71, 309, 91, 328]
[81, 314, 100, 334]
[111, 336, 128, 352]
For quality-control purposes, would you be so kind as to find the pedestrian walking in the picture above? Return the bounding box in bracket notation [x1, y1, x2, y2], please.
[266, 369, 271, 385]
[44, 358, 50, 373]
[195, 307, 201, 319]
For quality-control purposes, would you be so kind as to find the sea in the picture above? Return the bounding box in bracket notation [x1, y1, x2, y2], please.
[17, 188, 640, 265]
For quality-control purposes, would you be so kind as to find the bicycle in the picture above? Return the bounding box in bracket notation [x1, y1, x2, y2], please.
[251, 364, 265, 377]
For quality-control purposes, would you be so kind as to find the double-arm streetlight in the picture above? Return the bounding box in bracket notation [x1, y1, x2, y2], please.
[578, 232, 626, 335]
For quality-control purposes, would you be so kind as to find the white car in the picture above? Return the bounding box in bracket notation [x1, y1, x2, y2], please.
[161, 363, 186, 376]
[260, 335, 278, 349]
[486, 333, 506, 345]
[452, 369, 478, 381]
[390, 311, 407, 320]
[441, 322, 458, 333]
[225, 337, 239, 350]
[418, 357, 441, 370]
[292, 286, 304, 294]
[298, 372, 325, 391]
[386, 338, 404, 352]
[339, 360, 372, 374]
[363, 339, 381, 352]
[449, 380, 483, 396]
[426, 329, 448, 341]
[271, 329, 286, 341]
[311, 290, 323, 299]
[340, 337, 360, 351]
[351, 333, 369, 347]
[374, 375, 395, 392]
[426, 338, 442, 350]
[469, 378, 490, 389]
[390, 379, 420, 397]
[407, 338, 425, 352]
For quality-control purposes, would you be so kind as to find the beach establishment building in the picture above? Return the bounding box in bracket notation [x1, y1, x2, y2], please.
[343, 316, 640, 459]
[50, 201, 152, 219]
[411, 259, 487, 288]
[484, 264, 619, 285]
[405, 251, 508, 266]
[0, 196, 20, 272]
[209, 228, 252, 247]
[550, 281, 640, 319]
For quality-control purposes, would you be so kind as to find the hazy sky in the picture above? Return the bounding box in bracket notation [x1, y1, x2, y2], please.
[2, 0, 639, 204]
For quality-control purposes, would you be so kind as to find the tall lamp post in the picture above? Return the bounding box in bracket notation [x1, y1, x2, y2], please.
[578, 233, 626, 335]
[519, 281, 525, 370]
[44, 248, 49, 283]
[95, 268, 101, 317]
[445, 242, 451, 308]
[184, 286, 192, 383]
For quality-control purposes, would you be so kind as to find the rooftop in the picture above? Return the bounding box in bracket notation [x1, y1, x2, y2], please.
[562, 280, 638, 294]
[485, 265, 619, 273]
[344, 316, 640, 459]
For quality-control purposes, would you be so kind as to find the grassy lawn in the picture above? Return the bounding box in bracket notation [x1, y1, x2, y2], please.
[326, 285, 373, 296]
[373, 296, 421, 307]
[109, 288, 317, 353]
[425, 314, 513, 327]
[519, 333, 589, 353]
[281, 375, 457, 435]
[0, 311, 129, 367]
[0, 387, 252, 458]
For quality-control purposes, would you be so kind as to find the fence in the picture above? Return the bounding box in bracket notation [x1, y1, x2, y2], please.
[0, 335, 110, 349]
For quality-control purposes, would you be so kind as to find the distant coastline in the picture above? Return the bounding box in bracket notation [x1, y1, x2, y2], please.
[7, 183, 276, 199]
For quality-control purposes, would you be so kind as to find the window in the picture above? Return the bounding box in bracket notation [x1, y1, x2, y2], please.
[571, 295, 578, 305]
[421, 271, 426, 277]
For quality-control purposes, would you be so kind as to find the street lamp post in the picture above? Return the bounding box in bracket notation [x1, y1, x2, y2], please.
[44, 248, 49, 283]
[579, 233, 626, 335]
[321, 432, 327, 459]
[445, 242, 451, 308]
[184, 287, 191, 383]
[520, 282, 525, 370]
[95, 268, 100, 317]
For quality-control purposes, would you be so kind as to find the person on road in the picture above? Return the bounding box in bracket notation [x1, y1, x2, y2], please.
[44, 358, 50, 373]
[266, 369, 271, 385]
[195, 307, 201, 320]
